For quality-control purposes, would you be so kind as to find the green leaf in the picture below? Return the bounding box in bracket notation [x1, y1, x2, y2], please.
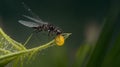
[74, 43, 93, 67]
[0, 28, 71, 67]
[86, 1, 120, 67]
[101, 34, 120, 67]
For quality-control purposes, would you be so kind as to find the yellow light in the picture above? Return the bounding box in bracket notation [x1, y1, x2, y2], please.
[55, 34, 65, 46]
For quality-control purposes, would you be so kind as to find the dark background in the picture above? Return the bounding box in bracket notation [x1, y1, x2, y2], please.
[0, 0, 108, 46]
[0, 0, 118, 67]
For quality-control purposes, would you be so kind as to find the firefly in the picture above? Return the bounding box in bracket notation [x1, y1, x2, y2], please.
[18, 4, 65, 46]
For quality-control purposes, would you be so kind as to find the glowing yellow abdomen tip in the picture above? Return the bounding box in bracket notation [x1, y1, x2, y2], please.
[55, 34, 65, 46]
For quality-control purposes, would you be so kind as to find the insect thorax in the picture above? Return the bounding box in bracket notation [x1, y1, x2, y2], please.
[32, 24, 62, 35]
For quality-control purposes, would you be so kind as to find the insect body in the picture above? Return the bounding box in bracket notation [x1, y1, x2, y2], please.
[19, 3, 64, 46]
[19, 15, 64, 46]
[19, 15, 62, 35]
[33, 23, 62, 35]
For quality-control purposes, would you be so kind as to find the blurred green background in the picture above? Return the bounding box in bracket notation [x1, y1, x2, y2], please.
[0, 0, 120, 67]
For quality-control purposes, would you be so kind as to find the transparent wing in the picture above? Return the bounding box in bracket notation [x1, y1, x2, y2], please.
[22, 2, 48, 24]
[18, 20, 39, 27]
[23, 15, 47, 24]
